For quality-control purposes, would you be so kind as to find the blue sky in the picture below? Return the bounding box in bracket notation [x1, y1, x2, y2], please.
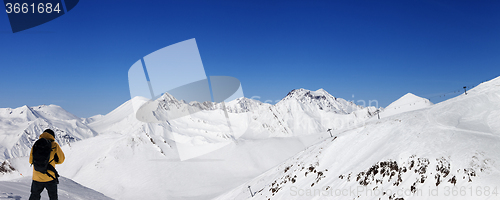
[1, 0, 499, 118]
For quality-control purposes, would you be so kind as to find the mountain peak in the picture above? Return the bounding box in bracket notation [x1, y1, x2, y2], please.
[402, 92, 417, 97]
[159, 92, 180, 102]
[401, 92, 419, 99]
[379, 93, 433, 118]
[283, 88, 333, 101]
[278, 88, 365, 114]
[386, 93, 431, 109]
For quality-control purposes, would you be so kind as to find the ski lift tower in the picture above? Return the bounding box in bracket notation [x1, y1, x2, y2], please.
[374, 109, 381, 119]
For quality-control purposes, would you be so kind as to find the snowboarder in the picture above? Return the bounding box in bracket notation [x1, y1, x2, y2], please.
[29, 129, 65, 200]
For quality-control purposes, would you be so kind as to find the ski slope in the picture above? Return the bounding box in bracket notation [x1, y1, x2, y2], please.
[215, 77, 500, 200]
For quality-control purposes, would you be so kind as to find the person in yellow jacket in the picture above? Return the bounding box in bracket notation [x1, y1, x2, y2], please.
[28, 129, 65, 200]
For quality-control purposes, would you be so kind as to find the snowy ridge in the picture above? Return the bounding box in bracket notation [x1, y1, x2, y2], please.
[267, 88, 377, 136]
[140, 88, 377, 139]
[224, 97, 265, 113]
[281, 88, 363, 114]
[379, 93, 433, 119]
[215, 77, 500, 200]
[0, 104, 97, 161]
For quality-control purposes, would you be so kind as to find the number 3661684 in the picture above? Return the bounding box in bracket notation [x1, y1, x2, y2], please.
[5, 3, 61, 14]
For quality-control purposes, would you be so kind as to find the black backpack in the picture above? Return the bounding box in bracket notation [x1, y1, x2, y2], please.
[32, 138, 60, 183]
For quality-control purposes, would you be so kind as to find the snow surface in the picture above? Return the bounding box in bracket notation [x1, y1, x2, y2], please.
[0, 177, 112, 200]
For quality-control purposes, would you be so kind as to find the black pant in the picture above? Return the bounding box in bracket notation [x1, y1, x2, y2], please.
[29, 180, 58, 200]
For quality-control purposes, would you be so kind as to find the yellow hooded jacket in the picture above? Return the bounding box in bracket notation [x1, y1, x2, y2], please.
[29, 132, 65, 182]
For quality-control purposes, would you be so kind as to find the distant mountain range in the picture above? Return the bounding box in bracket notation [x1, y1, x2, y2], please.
[0, 87, 386, 161]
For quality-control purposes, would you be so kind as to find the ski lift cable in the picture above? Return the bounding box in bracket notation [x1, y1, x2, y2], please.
[380, 83, 482, 111]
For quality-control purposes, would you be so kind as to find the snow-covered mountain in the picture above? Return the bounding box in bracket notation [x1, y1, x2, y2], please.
[378, 93, 433, 119]
[0, 104, 97, 161]
[0, 88, 374, 165]
[269, 88, 377, 136]
[127, 88, 378, 141]
[280, 88, 364, 114]
[0, 88, 375, 153]
[215, 77, 500, 200]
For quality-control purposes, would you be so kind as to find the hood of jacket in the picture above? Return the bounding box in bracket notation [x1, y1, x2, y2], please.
[39, 132, 55, 141]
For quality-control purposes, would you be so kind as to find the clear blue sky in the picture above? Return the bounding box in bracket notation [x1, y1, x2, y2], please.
[1, 0, 499, 118]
